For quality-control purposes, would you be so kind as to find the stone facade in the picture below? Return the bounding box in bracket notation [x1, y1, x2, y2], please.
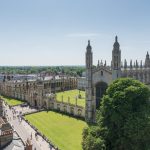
[43, 93, 85, 118]
[0, 99, 13, 148]
[0, 74, 85, 118]
[85, 36, 150, 122]
[0, 76, 77, 109]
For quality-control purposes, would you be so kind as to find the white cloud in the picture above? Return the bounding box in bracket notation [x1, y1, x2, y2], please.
[66, 33, 99, 37]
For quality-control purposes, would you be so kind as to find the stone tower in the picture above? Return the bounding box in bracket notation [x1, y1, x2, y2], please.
[85, 40, 95, 122]
[112, 36, 121, 80]
[145, 52, 150, 68]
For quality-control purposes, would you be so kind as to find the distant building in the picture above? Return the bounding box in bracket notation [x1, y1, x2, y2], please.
[77, 77, 86, 90]
[0, 74, 37, 82]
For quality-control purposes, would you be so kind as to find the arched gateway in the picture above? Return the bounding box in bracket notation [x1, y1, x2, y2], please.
[95, 82, 108, 108]
[85, 37, 121, 123]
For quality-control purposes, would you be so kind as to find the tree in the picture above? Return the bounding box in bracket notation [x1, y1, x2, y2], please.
[83, 78, 150, 150]
[82, 126, 106, 150]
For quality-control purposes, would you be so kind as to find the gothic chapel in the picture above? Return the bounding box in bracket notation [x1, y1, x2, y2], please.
[85, 36, 150, 122]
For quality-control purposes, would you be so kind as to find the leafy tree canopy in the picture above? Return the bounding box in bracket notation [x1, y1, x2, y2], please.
[0, 66, 85, 77]
[83, 78, 150, 150]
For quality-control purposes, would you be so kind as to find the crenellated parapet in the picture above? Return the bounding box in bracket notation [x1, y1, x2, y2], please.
[121, 57, 150, 84]
[92, 60, 111, 74]
[122, 51, 150, 71]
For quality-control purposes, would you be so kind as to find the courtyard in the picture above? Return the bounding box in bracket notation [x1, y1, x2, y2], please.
[1, 96, 24, 106]
[56, 89, 85, 107]
[25, 111, 87, 150]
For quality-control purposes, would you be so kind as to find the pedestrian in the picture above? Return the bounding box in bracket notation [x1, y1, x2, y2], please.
[31, 132, 32, 140]
[49, 144, 52, 150]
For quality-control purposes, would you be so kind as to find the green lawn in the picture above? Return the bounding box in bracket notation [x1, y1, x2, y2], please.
[56, 89, 85, 107]
[1, 96, 24, 106]
[25, 111, 87, 150]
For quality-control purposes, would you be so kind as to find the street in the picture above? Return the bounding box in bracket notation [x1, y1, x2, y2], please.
[4, 104, 55, 150]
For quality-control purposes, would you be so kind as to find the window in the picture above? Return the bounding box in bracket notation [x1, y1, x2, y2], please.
[101, 71, 103, 76]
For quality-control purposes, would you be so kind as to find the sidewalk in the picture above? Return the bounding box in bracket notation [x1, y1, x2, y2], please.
[4, 104, 55, 150]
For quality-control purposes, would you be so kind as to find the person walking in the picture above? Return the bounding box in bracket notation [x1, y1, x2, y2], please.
[31, 132, 32, 140]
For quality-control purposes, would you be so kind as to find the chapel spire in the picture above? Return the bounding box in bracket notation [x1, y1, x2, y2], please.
[124, 59, 127, 69]
[86, 40, 93, 69]
[85, 40, 94, 122]
[146, 51, 149, 59]
[115, 36, 118, 42]
[112, 35, 121, 80]
[113, 35, 120, 50]
[145, 51, 150, 68]
[130, 60, 133, 69]
[86, 40, 92, 52]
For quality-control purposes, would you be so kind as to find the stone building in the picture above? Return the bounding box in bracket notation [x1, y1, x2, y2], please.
[0, 99, 13, 149]
[0, 76, 77, 109]
[43, 93, 85, 118]
[0, 74, 85, 118]
[85, 36, 150, 122]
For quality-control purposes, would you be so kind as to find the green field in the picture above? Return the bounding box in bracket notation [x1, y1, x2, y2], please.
[25, 111, 87, 150]
[56, 89, 85, 107]
[1, 96, 24, 106]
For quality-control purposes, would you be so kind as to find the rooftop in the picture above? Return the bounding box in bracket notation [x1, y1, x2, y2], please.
[3, 132, 25, 150]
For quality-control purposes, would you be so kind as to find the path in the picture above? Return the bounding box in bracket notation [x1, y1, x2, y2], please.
[4, 104, 55, 150]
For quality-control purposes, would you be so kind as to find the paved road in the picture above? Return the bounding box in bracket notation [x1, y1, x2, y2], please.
[4, 104, 55, 150]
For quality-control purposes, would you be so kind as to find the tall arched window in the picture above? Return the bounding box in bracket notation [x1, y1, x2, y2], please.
[101, 71, 103, 76]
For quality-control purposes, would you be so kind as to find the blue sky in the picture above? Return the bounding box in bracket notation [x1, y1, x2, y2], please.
[0, 0, 150, 66]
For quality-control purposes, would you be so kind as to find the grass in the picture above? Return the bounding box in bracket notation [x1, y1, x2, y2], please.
[56, 89, 85, 107]
[25, 111, 87, 150]
[1, 96, 24, 106]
